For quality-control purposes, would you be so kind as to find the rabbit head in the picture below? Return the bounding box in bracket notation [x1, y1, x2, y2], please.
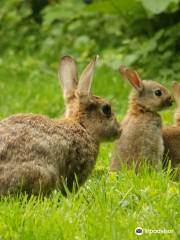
[119, 66, 173, 112]
[59, 56, 121, 143]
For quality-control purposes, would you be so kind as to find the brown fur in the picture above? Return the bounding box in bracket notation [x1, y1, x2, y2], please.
[163, 82, 180, 170]
[0, 56, 121, 196]
[110, 67, 173, 171]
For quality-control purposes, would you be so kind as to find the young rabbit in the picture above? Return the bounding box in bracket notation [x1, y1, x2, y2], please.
[110, 66, 173, 171]
[0, 56, 121, 196]
[163, 82, 180, 169]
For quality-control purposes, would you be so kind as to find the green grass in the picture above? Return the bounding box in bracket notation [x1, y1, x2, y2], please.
[0, 53, 179, 240]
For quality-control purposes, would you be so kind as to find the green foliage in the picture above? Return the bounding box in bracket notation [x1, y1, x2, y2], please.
[83, 0, 140, 14]
[140, 0, 179, 14]
[0, 0, 38, 52]
[43, 0, 180, 81]
[0, 0, 179, 81]
[88, 0, 180, 15]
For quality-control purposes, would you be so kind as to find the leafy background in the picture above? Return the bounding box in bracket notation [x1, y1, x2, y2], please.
[1, 0, 180, 75]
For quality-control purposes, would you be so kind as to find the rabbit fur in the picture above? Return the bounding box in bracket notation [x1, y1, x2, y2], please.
[110, 66, 173, 171]
[0, 56, 121, 196]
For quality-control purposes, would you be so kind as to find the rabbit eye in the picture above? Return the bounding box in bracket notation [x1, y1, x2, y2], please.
[101, 104, 111, 117]
[155, 89, 162, 96]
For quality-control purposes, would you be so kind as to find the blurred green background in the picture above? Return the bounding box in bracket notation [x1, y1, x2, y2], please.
[0, 0, 179, 119]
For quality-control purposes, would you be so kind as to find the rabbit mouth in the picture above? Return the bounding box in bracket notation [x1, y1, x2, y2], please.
[163, 98, 174, 108]
[101, 127, 121, 142]
[109, 127, 122, 141]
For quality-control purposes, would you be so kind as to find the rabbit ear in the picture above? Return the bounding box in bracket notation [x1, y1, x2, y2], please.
[121, 67, 143, 92]
[58, 56, 78, 101]
[77, 55, 99, 97]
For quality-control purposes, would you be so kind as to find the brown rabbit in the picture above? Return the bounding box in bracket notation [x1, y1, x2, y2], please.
[0, 56, 121, 196]
[163, 82, 180, 169]
[110, 66, 173, 171]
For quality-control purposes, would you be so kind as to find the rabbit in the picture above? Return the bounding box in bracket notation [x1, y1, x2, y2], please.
[110, 66, 173, 171]
[163, 82, 180, 170]
[0, 56, 121, 196]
